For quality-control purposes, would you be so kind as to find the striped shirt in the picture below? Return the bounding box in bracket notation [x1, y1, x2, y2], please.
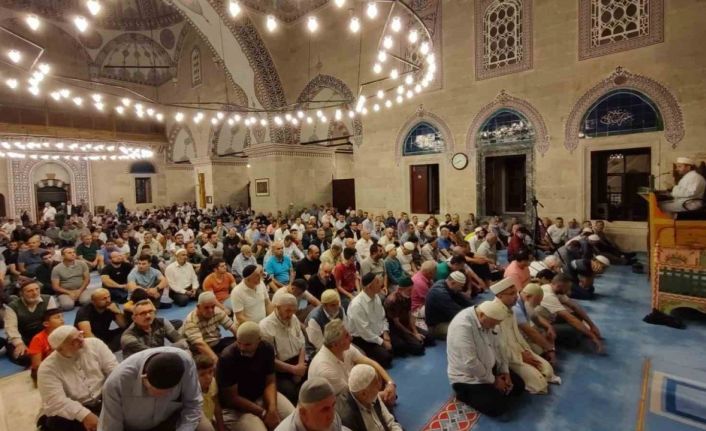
[181, 308, 236, 347]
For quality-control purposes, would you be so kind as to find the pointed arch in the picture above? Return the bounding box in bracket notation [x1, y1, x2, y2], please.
[395, 105, 455, 165]
[564, 67, 684, 152]
[93, 33, 175, 86]
[466, 90, 550, 155]
[167, 123, 197, 163]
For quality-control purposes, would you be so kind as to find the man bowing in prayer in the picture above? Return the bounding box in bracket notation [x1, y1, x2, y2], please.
[275, 378, 351, 431]
[660, 157, 706, 212]
[447, 300, 525, 417]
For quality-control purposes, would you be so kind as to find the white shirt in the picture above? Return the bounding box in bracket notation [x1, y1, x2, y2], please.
[309, 345, 364, 395]
[540, 284, 568, 317]
[446, 306, 508, 385]
[347, 291, 389, 345]
[274, 228, 291, 243]
[672, 170, 706, 203]
[231, 280, 269, 323]
[38, 338, 118, 421]
[355, 238, 373, 261]
[529, 261, 548, 278]
[178, 228, 195, 243]
[165, 261, 199, 294]
[259, 311, 305, 361]
[546, 225, 568, 244]
[42, 206, 57, 222]
[284, 243, 305, 261]
[396, 247, 413, 273]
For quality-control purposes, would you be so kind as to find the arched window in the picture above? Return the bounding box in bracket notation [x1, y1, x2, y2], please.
[484, 0, 522, 71]
[129, 161, 156, 174]
[402, 122, 445, 156]
[580, 89, 662, 138]
[191, 47, 202, 87]
[479, 109, 534, 145]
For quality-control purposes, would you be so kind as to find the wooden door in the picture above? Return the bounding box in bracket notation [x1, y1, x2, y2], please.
[410, 165, 430, 214]
[332, 179, 356, 212]
[504, 155, 527, 213]
[485, 157, 503, 215]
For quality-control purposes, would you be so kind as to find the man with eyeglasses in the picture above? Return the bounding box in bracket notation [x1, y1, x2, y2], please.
[120, 299, 188, 358]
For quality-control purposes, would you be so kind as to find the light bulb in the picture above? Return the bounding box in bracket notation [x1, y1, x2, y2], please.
[316, 110, 323, 118]
[383, 36, 393, 50]
[274, 116, 283, 126]
[28, 86, 40, 96]
[50, 91, 61, 101]
[7, 50, 21, 64]
[136, 110, 144, 119]
[426, 53, 436, 64]
[390, 69, 399, 80]
[334, 0, 345, 7]
[285, 113, 292, 121]
[216, 112, 224, 120]
[335, 109, 342, 121]
[227, 118, 235, 126]
[391, 17, 401, 32]
[377, 50, 387, 62]
[25, 14, 40, 31]
[72, 97, 83, 106]
[266, 15, 277, 32]
[91, 93, 102, 103]
[260, 118, 268, 126]
[115, 106, 125, 115]
[146, 108, 155, 117]
[406, 90, 414, 99]
[385, 99, 392, 108]
[397, 85, 404, 95]
[320, 115, 328, 123]
[59, 88, 70, 98]
[420, 41, 430, 55]
[415, 84, 422, 93]
[175, 112, 184, 122]
[74, 16, 88, 33]
[228, 0, 241, 17]
[396, 95, 403, 104]
[38, 63, 51, 75]
[373, 63, 382, 74]
[366, 2, 378, 19]
[211, 118, 218, 125]
[291, 118, 299, 126]
[376, 89, 384, 99]
[405, 75, 414, 85]
[296, 110, 304, 119]
[306, 116, 313, 124]
[193, 115, 202, 124]
[348, 110, 355, 119]
[121, 98, 131, 107]
[373, 104, 380, 112]
[349, 17, 360, 33]
[86, 0, 102, 16]
[94, 101, 104, 111]
[307, 16, 319, 33]
[233, 114, 241, 122]
[408, 29, 418, 43]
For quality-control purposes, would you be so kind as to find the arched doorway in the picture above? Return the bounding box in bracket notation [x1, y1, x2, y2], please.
[35, 180, 70, 216]
[476, 109, 535, 220]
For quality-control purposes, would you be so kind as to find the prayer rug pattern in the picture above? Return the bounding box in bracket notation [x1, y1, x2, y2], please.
[420, 397, 479, 431]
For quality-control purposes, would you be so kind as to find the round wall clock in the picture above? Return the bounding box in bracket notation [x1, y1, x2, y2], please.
[451, 152, 469, 170]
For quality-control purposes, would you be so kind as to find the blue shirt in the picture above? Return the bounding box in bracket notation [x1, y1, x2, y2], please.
[264, 254, 292, 284]
[127, 266, 163, 288]
[425, 280, 473, 326]
[437, 237, 452, 250]
[99, 347, 203, 431]
[512, 299, 529, 325]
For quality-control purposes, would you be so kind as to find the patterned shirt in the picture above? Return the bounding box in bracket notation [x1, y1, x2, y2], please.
[181, 308, 235, 347]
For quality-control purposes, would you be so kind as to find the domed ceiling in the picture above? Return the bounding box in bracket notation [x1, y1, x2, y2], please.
[237, 0, 328, 23]
[0, 0, 183, 30]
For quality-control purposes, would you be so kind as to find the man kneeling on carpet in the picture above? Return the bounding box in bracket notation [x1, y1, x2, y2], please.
[447, 300, 525, 417]
[490, 278, 560, 394]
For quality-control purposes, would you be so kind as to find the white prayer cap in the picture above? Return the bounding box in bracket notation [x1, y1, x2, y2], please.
[595, 255, 611, 266]
[236, 321, 260, 343]
[175, 248, 187, 256]
[321, 289, 341, 304]
[48, 325, 79, 349]
[417, 222, 425, 227]
[490, 277, 516, 295]
[676, 157, 695, 165]
[477, 300, 508, 321]
[588, 234, 601, 242]
[299, 378, 335, 405]
[197, 291, 217, 305]
[348, 364, 377, 392]
[403, 242, 415, 251]
[449, 271, 466, 284]
[384, 244, 396, 253]
[272, 291, 298, 307]
[474, 226, 484, 233]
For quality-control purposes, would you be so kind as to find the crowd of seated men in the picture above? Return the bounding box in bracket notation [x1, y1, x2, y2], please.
[0, 201, 630, 428]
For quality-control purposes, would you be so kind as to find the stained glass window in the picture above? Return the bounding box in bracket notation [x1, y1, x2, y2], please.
[580, 89, 662, 138]
[403, 122, 445, 156]
[479, 109, 535, 145]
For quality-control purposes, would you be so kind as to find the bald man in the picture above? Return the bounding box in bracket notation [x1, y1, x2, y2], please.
[74, 288, 127, 352]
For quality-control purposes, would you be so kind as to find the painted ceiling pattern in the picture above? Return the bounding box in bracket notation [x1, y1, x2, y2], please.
[0, 0, 184, 30]
[93, 33, 175, 86]
[238, 0, 328, 23]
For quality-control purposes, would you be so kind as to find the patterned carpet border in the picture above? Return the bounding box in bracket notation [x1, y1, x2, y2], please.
[420, 396, 480, 431]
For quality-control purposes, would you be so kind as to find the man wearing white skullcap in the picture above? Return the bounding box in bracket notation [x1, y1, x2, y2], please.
[165, 246, 199, 306]
[396, 241, 416, 276]
[513, 283, 558, 362]
[37, 325, 117, 431]
[660, 156, 706, 212]
[492, 280, 559, 394]
[260, 291, 307, 405]
[336, 364, 403, 431]
[446, 301, 524, 417]
[348, 273, 394, 368]
[275, 377, 351, 431]
[424, 270, 473, 340]
[383, 243, 406, 287]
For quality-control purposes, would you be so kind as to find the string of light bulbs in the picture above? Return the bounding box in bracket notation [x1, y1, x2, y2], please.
[4, 0, 436, 138]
